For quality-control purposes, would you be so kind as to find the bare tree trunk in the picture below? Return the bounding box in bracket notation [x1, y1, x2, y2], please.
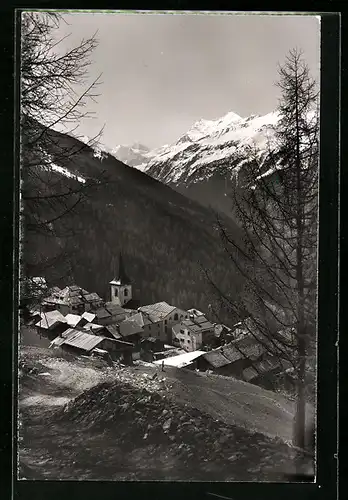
[293, 339, 306, 449]
[293, 66, 307, 450]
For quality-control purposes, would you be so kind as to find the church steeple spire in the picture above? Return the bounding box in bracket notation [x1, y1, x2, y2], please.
[110, 253, 132, 306]
[116, 252, 130, 285]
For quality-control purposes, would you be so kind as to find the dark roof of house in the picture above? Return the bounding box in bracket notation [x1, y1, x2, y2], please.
[232, 334, 264, 348]
[184, 319, 203, 333]
[191, 315, 214, 330]
[229, 339, 263, 361]
[256, 356, 282, 374]
[219, 344, 246, 363]
[52, 328, 105, 352]
[124, 298, 141, 309]
[174, 316, 214, 335]
[105, 302, 127, 320]
[242, 355, 282, 382]
[217, 339, 262, 363]
[70, 296, 84, 306]
[119, 320, 143, 338]
[83, 292, 103, 303]
[139, 302, 177, 321]
[127, 312, 153, 328]
[35, 310, 67, 329]
[242, 366, 259, 382]
[104, 324, 122, 340]
[202, 338, 264, 368]
[43, 285, 90, 307]
[105, 301, 124, 311]
[202, 350, 231, 368]
[62, 286, 89, 297]
[95, 307, 112, 320]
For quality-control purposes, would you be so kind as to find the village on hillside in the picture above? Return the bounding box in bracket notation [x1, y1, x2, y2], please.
[21, 254, 296, 393]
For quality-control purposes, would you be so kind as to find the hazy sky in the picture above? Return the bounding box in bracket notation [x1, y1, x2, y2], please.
[53, 12, 320, 149]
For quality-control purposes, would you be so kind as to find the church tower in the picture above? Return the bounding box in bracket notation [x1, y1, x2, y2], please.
[110, 253, 133, 306]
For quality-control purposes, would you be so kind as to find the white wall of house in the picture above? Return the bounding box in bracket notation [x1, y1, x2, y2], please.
[172, 323, 216, 352]
[140, 307, 189, 343]
[191, 332, 202, 351]
[164, 308, 189, 343]
[110, 283, 133, 306]
[172, 325, 195, 352]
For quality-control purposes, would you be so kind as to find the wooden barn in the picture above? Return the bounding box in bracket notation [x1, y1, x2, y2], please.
[139, 336, 164, 362]
[50, 329, 134, 364]
[242, 355, 292, 390]
[196, 337, 265, 377]
[35, 310, 68, 340]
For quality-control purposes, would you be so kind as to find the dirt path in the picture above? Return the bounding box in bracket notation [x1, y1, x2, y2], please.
[19, 348, 114, 410]
[124, 364, 309, 443]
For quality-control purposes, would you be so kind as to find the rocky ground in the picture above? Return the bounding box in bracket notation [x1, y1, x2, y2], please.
[18, 346, 314, 481]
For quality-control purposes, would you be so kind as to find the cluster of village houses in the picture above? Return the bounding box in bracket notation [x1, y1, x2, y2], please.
[24, 256, 294, 391]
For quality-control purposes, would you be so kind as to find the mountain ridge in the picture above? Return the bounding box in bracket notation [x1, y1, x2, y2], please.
[94, 110, 280, 215]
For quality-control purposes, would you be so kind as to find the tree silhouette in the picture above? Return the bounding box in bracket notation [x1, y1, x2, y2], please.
[205, 49, 319, 455]
[19, 11, 105, 307]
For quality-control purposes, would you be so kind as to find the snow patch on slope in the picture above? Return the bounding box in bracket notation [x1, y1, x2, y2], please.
[40, 149, 86, 183]
[50, 163, 86, 183]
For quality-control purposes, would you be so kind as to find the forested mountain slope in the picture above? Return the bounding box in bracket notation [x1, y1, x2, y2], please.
[23, 123, 244, 326]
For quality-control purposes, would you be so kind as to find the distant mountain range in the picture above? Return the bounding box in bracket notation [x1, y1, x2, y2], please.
[84, 141, 153, 168]
[89, 110, 280, 215]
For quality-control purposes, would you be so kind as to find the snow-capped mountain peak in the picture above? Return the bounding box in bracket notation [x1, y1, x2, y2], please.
[215, 110, 242, 128]
[130, 110, 280, 186]
[184, 111, 243, 143]
[75, 110, 280, 185]
[123, 109, 281, 214]
[185, 118, 215, 141]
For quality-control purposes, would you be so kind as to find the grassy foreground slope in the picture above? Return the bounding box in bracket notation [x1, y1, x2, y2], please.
[18, 346, 314, 481]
